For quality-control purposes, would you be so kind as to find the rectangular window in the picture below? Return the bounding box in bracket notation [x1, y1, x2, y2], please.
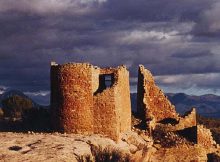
[104, 75, 112, 87]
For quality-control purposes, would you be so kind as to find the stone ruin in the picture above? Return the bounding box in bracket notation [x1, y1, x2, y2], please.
[137, 65, 216, 148]
[51, 62, 131, 141]
[50, 62, 216, 148]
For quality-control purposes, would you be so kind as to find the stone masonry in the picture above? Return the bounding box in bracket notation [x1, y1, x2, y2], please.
[51, 62, 131, 141]
[197, 125, 216, 149]
[158, 108, 197, 132]
[51, 62, 216, 147]
[137, 65, 216, 148]
[137, 65, 179, 124]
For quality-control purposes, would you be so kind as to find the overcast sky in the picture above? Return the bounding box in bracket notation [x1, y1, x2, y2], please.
[0, 0, 220, 105]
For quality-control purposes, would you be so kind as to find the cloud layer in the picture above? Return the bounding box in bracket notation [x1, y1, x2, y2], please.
[0, 0, 220, 104]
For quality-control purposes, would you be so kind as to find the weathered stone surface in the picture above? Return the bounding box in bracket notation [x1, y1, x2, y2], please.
[136, 65, 217, 151]
[197, 124, 216, 149]
[137, 65, 179, 127]
[49, 62, 218, 160]
[157, 108, 197, 132]
[0, 132, 154, 162]
[177, 108, 197, 129]
[51, 62, 131, 141]
[121, 131, 153, 150]
[1, 132, 220, 162]
[149, 144, 208, 162]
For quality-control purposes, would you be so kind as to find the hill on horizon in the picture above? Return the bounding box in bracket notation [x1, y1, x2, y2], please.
[0, 90, 48, 108]
[131, 93, 220, 118]
[1, 90, 220, 119]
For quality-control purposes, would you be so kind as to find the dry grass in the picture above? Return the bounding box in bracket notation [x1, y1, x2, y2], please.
[76, 154, 93, 162]
[77, 145, 131, 162]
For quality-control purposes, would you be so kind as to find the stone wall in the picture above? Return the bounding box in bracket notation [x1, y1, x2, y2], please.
[93, 66, 131, 141]
[135, 65, 217, 147]
[51, 62, 216, 146]
[177, 108, 196, 129]
[159, 108, 197, 132]
[197, 125, 216, 148]
[137, 65, 178, 123]
[51, 63, 94, 134]
[136, 65, 200, 139]
[93, 68, 120, 140]
[51, 62, 131, 141]
[116, 66, 131, 133]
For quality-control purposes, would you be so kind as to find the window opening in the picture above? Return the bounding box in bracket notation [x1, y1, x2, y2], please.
[104, 75, 112, 88]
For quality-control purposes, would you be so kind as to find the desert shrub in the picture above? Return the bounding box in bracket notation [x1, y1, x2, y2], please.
[0, 105, 51, 132]
[76, 154, 93, 162]
[197, 115, 220, 128]
[91, 145, 130, 162]
[152, 125, 193, 147]
[22, 107, 51, 132]
[75, 145, 130, 162]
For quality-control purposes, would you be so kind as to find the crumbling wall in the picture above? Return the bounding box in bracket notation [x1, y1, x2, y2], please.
[159, 108, 197, 132]
[51, 62, 131, 141]
[136, 65, 217, 148]
[136, 65, 200, 138]
[177, 108, 196, 129]
[93, 66, 131, 141]
[137, 65, 178, 123]
[93, 68, 119, 140]
[197, 125, 216, 148]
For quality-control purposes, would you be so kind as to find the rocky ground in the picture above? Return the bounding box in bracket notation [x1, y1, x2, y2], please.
[0, 131, 152, 162]
[0, 115, 219, 162]
[0, 131, 219, 162]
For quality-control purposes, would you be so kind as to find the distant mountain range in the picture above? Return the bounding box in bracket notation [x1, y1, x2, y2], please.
[167, 93, 220, 118]
[1, 90, 220, 118]
[131, 93, 220, 118]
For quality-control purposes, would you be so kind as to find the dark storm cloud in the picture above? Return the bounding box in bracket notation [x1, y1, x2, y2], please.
[156, 73, 220, 89]
[192, 1, 220, 38]
[0, 0, 220, 104]
[171, 50, 213, 59]
[99, 0, 214, 21]
[155, 73, 220, 95]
